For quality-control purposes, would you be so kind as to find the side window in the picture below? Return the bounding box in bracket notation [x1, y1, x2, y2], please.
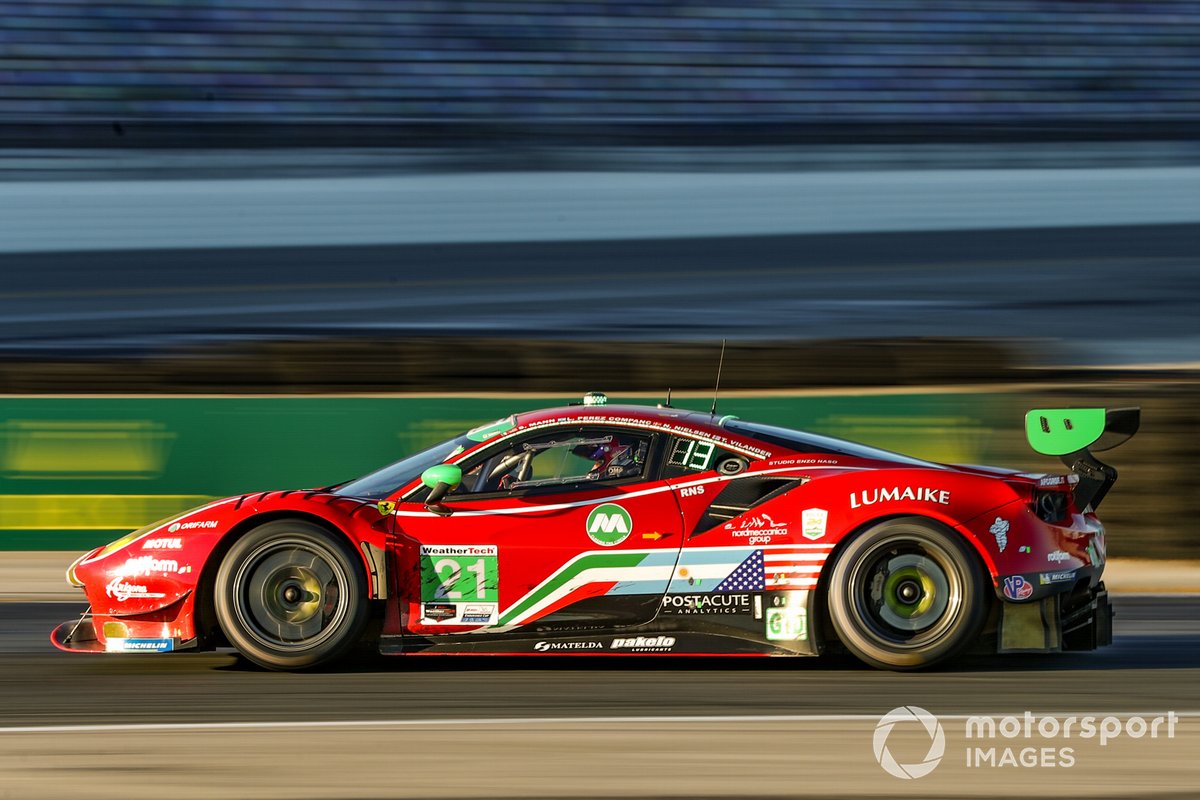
[456, 429, 651, 494]
[661, 436, 749, 479]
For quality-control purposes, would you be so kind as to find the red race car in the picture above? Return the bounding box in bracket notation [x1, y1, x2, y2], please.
[53, 394, 1138, 671]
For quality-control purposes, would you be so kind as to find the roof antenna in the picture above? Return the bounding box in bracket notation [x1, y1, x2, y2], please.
[709, 339, 726, 418]
[658, 388, 673, 409]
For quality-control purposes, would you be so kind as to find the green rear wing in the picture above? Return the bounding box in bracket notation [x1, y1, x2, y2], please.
[1025, 407, 1140, 511]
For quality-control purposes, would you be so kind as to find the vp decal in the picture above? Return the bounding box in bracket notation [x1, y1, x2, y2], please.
[1003, 575, 1033, 601]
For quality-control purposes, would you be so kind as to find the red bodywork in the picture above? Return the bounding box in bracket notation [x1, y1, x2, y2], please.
[54, 403, 1107, 657]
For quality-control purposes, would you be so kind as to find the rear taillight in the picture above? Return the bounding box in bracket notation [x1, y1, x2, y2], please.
[1033, 490, 1070, 524]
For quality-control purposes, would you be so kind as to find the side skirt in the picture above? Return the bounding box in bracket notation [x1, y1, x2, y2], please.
[379, 630, 817, 656]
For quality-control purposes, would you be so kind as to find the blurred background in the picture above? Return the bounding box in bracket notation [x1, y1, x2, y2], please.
[2, 4, 1200, 799]
[1, 0, 1197, 560]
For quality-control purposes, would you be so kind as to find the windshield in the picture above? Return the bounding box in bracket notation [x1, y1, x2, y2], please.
[334, 434, 475, 500]
[725, 420, 940, 468]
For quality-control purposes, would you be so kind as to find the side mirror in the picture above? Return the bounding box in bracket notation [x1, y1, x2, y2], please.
[420, 463, 463, 515]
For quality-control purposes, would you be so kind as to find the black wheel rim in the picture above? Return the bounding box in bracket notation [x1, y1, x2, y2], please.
[845, 533, 965, 650]
[231, 537, 350, 651]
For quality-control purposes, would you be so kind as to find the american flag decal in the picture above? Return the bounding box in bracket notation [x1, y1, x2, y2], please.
[714, 547, 824, 592]
[714, 550, 765, 591]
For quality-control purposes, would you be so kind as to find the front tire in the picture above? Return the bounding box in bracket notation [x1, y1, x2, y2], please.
[215, 520, 368, 670]
[827, 516, 987, 670]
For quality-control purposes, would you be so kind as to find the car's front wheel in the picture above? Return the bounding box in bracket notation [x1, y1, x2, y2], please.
[826, 517, 987, 670]
[214, 520, 368, 670]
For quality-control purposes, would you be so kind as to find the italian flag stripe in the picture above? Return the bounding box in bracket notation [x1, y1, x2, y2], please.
[498, 551, 649, 626]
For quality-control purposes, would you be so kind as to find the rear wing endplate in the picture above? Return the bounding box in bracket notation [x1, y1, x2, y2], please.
[1025, 407, 1140, 512]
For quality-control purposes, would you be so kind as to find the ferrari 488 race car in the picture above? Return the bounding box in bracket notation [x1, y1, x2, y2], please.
[53, 395, 1138, 671]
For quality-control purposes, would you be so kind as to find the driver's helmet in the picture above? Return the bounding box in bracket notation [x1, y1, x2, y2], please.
[572, 439, 637, 478]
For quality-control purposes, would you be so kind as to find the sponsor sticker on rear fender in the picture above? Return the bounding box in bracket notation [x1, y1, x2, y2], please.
[1003, 576, 1033, 601]
[766, 607, 808, 641]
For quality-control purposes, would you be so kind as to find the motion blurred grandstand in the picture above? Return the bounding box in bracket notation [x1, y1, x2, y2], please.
[2, 1, 1198, 386]
[2, 0, 1198, 148]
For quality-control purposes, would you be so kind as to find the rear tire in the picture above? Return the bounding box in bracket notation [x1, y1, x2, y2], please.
[215, 520, 368, 670]
[827, 516, 987, 670]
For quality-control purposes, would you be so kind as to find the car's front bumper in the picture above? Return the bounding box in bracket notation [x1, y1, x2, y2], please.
[51, 608, 192, 654]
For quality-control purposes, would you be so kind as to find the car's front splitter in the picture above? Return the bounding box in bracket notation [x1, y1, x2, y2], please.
[51, 610, 194, 654]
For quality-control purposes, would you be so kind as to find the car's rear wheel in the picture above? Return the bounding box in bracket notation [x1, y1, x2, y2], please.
[827, 517, 987, 670]
[215, 520, 368, 670]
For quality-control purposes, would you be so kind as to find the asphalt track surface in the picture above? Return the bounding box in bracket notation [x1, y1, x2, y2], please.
[2, 224, 1199, 366]
[0, 596, 1195, 727]
[0, 596, 1197, 798]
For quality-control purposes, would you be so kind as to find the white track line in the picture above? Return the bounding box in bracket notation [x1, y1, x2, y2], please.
[1, 712, 1196, 735]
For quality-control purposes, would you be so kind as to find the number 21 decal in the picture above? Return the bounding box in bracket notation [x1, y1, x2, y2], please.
[419, 545, 499, 603]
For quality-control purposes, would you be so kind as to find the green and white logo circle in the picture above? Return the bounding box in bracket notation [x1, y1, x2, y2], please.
[586, 503, 632, 547]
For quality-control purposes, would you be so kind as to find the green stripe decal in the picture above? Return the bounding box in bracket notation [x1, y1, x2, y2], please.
[498, 551, 649, 626]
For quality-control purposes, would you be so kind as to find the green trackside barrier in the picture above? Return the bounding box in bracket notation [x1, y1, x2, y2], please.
[0, 393, 1010, 550]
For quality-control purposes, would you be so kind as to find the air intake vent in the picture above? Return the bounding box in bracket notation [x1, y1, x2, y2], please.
[691, 477, 803, 537]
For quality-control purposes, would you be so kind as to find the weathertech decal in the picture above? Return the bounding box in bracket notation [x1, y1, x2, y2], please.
[420, 602, 498, 626]
[419, 545, 497, 557]
[418, 545, 499, 626]
[422, 603, 458, 622]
